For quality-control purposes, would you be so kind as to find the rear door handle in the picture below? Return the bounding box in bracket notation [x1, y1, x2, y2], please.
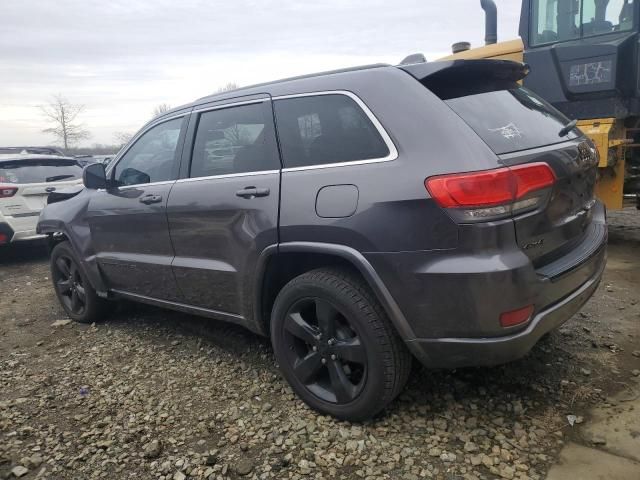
[235, 187, 270, 199]
[139, 194, 163, 205]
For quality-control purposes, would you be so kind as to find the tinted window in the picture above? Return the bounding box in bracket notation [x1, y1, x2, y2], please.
[582, 0, 634, 35]
[190, 102, 280, 178]
[0, 147, 64, 155]
[113, 118, 183, 186]
[274, 94, 390, 168]
[0, 159, 83, 184]
[531, 0, 634, 46]
[445, 87, 579, 154]
[531, 0, 580, 45]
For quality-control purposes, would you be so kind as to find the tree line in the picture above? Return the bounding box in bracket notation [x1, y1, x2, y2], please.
[39, 83, 239, 155]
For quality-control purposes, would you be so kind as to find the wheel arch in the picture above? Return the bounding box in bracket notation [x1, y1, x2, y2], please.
[39, 222, 109, 295]
[37, 221, 74, 253]
[254, 242, 418, 344]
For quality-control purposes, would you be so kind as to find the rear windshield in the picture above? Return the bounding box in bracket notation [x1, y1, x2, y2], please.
[442, 86, 579, 154]
[0, 159, 83, 184]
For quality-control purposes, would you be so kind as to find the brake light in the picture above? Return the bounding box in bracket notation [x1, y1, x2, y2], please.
[0, 186, 18, 198]
[425, 163, 555, 221]
[0, 233, 8, 244]
[500, 305, 534, 328]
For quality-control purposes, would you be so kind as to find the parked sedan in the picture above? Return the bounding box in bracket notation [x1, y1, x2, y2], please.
[0, 154, 83, 245]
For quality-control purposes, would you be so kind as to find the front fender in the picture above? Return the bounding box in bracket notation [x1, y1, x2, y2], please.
[36, 189, 108, 294]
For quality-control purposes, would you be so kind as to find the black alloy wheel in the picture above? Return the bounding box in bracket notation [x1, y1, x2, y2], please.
[283, 297, 367, 404]
[271, 268, 412, 421]
[53, 253, 87, 316]
[49, 241, 111, 323]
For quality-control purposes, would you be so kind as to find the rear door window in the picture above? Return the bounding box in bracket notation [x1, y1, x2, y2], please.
[443, 87, 579, 154]
[189, 102, 280, 178]
[0, 159, 83, 184]
[274, 94, 390, 168]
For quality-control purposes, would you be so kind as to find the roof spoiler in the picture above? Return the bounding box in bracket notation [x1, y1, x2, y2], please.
[398, 59, 530, 84]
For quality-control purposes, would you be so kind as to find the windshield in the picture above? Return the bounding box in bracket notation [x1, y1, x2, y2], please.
[531, 0, 635, 45]
[444, 86, 580, 154]
[0, 159, 83, 184]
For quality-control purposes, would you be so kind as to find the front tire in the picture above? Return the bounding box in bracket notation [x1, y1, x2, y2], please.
[271, 268, 411, 421]
[50, 241, 110, 323]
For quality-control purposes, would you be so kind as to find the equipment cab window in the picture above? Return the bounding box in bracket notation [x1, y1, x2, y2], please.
[531, 0, 635, 45]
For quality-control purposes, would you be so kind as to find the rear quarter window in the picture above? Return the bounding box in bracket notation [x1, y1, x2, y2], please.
[274, 94, 391, 168]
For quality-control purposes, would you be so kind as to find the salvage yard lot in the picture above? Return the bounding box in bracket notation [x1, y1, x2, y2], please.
[1, 211, 639, 480]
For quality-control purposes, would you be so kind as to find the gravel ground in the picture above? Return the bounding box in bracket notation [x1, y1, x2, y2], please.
[1, 210, 639, 480]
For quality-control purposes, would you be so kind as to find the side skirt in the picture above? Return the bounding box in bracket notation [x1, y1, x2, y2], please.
[110, 289, 263, 335]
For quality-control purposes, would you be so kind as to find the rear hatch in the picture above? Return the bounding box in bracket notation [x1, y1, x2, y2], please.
[0, 157, 83, 218]
[401, 60, 600, 267]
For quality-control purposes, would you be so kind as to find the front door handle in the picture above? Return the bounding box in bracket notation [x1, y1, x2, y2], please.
[235, 187, 270, 199]
[139, 194, 163, 205]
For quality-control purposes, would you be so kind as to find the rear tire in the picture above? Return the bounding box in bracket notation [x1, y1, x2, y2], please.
[270, 267, 411, 421]
[50, 241, 110, 324]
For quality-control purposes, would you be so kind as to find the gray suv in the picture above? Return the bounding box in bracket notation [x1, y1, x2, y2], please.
[38, 60, 607, 420]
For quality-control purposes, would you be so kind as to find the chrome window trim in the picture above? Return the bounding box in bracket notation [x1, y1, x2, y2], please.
[272, 90, 398, 172]
[176, 170, 279, 184]
[193, 98, 267, 114]
[116, 180, 176, 191]
[96, 179, 176, 192]
[105, 113, 188, 187]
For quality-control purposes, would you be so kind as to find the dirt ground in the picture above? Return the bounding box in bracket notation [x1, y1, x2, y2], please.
[1, 209, 639, 480]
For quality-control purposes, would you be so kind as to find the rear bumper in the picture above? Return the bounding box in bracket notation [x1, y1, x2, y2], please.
[364, 201, 608, 369]
[407, 245, 605, 368]
[0, 216, 44, 244]
[0, 222, 15, 244]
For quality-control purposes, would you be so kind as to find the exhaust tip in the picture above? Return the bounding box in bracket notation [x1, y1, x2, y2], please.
[452, 42, 471, 54]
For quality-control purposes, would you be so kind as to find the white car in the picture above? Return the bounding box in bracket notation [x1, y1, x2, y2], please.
[0, 154, 83, 245]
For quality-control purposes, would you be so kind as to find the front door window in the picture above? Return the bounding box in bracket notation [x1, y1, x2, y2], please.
[112, 118, 183, 186]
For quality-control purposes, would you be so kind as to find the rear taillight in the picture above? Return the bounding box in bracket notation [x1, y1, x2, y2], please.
[0, 186, 18, 198]
[425, 163, 555, 221]
[0, 233, 8, 244]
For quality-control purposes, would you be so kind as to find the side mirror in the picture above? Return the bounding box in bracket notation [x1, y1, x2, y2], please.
[83, 163, 107, 189]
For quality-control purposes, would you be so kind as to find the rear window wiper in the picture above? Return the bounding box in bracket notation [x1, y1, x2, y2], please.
[46, 174, 75, 182]
[558, 119, 578, 137]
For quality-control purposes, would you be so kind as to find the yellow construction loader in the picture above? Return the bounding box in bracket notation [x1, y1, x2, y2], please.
[439, 0, 639, 209]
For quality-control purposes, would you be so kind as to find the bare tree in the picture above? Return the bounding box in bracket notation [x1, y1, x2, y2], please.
[152, 103, 172, 118]
[113, 131, 134, 146]
[217, 82, 239, 93]
[40, 94, 90, 150]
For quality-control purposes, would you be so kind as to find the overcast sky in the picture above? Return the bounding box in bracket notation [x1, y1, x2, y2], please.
[0, 0, 521, 147]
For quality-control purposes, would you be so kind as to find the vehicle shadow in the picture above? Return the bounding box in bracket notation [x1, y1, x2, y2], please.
[607, 208, 640, 244]
[0, 240, 49, 267]
[104, 299, 579, 422]
[106, 301, 271, 357]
